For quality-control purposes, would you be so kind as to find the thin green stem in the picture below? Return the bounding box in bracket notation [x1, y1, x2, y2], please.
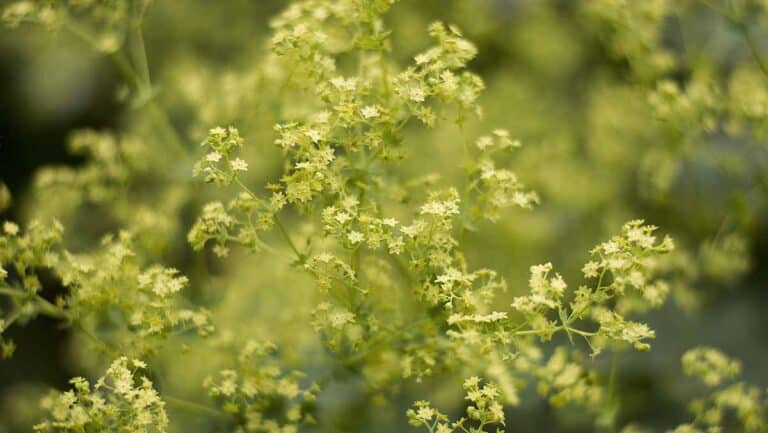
[395, 116, 410, 132]
[608, 352, 619, 398]
[164, 395, 229, 419]
[567, 265, 608, 325]
[37, 295, 123, 355]
[0, 287, 20, 297]
[342, 317, 430, 366]
[146, 100, 189, 157]
[131, 25, 152, 90]
[696, 0, 737, 21]
[127, 20, 188, 156]
[380, 51, 390, 98]
[62, 15, 188, 159]
[513, 324, 595, 339]
[388, 253, 414, 285]
[0, 309, 22, 332]
[60, 17, 141, 91]
[607, 352, 620, 433]
[234, 178, 301, 259]
[742, 26, 768, 82]
[514, 328, 552, 337]
[73, 322, 121, 357]
[2, 287, 64, 318]
[108, 51, 143, 89]
[350, 246, 360, 277]
[235, 178, 258, 198]
[2, 287, 123, 356]
[275, 215, 302, 260]
[34, 295, 68, 320]
[696, 0, 768, 82]
[567, 327, 597, 337]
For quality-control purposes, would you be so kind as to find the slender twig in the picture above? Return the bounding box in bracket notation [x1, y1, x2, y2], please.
[742, 26, 768, 82]
[61, 15, 189, 159]
[696, 0, 737, 21]
[275, 215, 303, 260]
[696, 0, 768, 82]
[132, 24, 152, 90]
[607, 352, 620, 433]
[164, 395, 229, 419]
[234, 177, 302, 259]
[0, 287, 20, 297]
[73, 322, 122, 357]
[0, 309, 21, 332]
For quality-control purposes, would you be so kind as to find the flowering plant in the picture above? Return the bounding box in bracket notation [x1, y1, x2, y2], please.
[1, 1, 767, 433]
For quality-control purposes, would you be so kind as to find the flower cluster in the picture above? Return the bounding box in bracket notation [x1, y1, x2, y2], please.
[582, 0, 674, 81]
[671, 348, 766, 433]
[407, 377, 505, 433]
[530, 348, 603, 408]
[35, 357, 167, 433]
[204, 340, 318, 433]
[187, 201, 237, 257]
[2, 0, 151, 52]
[394, 22, 484, 126]
[648, 78, 720, 136]
[0, 219, 64, 357]
[511, 262, 567, 315]
[310, 301, 365, 352]
[698, 234, 751, 284]
[320, 196, 403, 253]
[467, 129, 538, 222]
[34, 131, 129, 200]
[188, 190, 287, 258]
[193, 126, 248, 186]
[508, 220, 674, 354]
[681, 347, 742, 388]
[60, 232, 214, 350]
[0, 221, 212, 357]
[728, 65, 768, 140]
